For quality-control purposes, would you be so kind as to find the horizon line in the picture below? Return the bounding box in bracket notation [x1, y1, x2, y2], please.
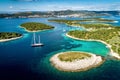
[0, 9, 120, 12]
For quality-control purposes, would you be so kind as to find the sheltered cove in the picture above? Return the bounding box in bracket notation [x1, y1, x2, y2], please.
[49, 18, 120, 59]
[49, 18, 120, 72]
[66, 33, 120, 59]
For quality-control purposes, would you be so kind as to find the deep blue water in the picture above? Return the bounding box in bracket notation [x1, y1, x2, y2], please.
[0, 16, 120, 80]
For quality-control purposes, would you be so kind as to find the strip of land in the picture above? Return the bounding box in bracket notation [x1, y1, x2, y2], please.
[0, 32, 22, 42]
[0, 36, 22, 42]
[49, 18, 116, 23]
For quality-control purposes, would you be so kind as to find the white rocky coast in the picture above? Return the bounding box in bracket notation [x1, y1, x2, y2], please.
[50, 52, 104, 72]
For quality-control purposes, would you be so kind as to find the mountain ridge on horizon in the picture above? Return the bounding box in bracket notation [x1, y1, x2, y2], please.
[0, 9, 120, 13]
[0, 10, 120, 18]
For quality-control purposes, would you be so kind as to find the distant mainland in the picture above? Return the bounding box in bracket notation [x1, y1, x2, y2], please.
[0, 10, 120, 18]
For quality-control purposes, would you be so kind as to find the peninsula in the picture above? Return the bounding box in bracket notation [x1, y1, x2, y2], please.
[0, 32, 22, 42]
[20, 22, 54, 32]
[67, 28, 120, 59]
[50, 51, 104, 72]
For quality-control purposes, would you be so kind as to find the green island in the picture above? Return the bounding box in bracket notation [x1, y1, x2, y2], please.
[0, 32, 22, 42]
[50, 51, 104, 72]
[83, 18, 115, 22]
[20, 22, 54, 32]
[49, 18, 115, 23]
[67, 23, 112, 30]
[49, 18, 116, 30]
[49, 19, 120, 58]
[58, 51, 91, 62]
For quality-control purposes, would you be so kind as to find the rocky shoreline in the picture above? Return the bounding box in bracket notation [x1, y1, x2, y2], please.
[50, 51, 104, 72]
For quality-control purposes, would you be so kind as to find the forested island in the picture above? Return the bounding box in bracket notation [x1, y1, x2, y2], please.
[67, 23, 112, 30]
[49, 18, 116, 30]
[49, 18, 115, 23]
[0, 32, 22, 42]
[20, 22, 54, 32]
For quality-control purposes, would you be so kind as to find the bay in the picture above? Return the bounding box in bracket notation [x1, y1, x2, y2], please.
[0, 17, 119, 80]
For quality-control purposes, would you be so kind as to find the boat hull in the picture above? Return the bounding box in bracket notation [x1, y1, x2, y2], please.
[31, 43, 44, 47]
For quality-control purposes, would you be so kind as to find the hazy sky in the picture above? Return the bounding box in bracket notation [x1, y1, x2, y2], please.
[0, 0, 120, 11]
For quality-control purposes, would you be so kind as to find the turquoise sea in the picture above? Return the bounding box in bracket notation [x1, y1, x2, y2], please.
[0, 16, 120, 80]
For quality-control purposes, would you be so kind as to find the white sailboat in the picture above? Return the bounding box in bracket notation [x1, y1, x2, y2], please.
[31, 33, 44, 47]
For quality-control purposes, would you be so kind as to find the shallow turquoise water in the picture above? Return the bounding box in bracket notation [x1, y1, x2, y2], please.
[0, 17, 119, 80]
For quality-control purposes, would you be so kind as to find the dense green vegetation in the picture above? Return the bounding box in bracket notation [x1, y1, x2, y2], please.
[0, 32, 22, 40]
[49, 18, 116, 30]
[20, 22, 54, 32]
[68, 28, 119, 42]
[68, 27, 120, 55]
[84, 18, 115, 22]
[58, 52, 91, 62]
[49, 18, 115, 23]
[67, 23, 112, 29]
[49, 19, 91, 23]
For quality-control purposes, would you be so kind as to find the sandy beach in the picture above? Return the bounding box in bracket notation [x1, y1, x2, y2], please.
[50, 51, 104, 72]
[66, 33, 120, 59]
[0, 36, 22, 42]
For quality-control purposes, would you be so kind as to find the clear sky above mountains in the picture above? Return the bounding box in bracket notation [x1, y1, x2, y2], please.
[0, 0, 120, 11]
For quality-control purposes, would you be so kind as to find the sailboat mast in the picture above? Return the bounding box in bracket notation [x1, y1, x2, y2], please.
[31, 33, 44, 47]
[38, 35, 40, 43]
[33, 33, 36, 44]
